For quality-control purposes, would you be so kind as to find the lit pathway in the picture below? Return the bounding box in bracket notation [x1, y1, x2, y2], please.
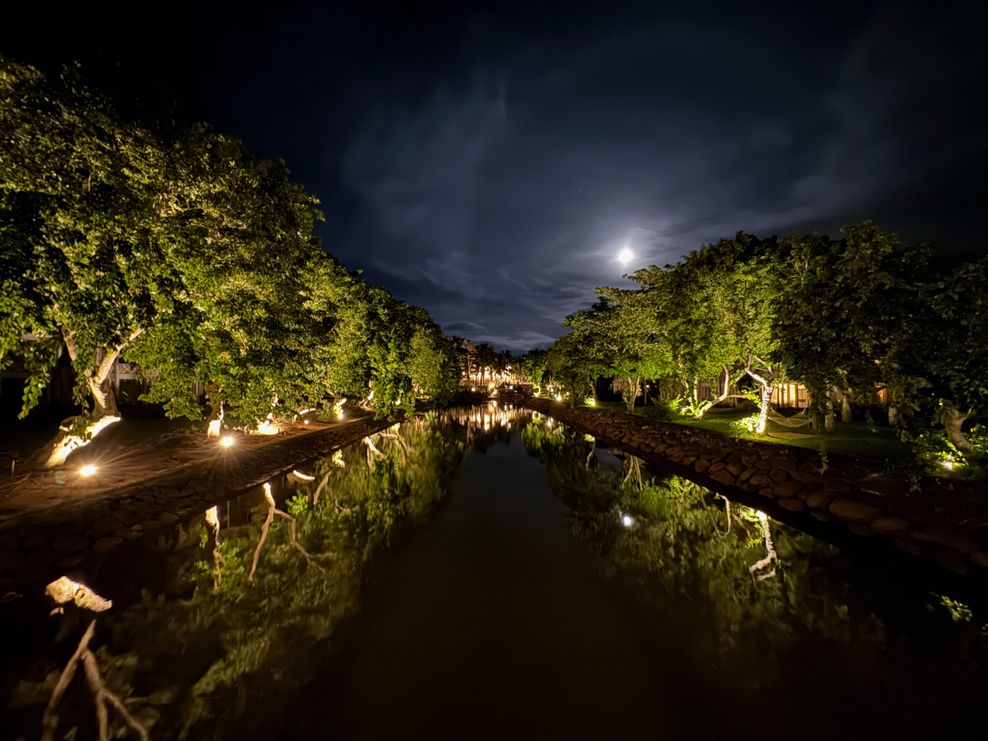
[0, 413, 398, 593]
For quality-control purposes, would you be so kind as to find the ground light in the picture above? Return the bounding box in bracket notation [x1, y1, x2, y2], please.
[620, 513, 635, 528]
[220, 435, 235, 449]
[79, 463, 98, 478]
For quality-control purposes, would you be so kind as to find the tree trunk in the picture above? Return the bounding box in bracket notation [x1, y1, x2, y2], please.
[35, 363, 123, 469]
[942, 402, 971, 452]
[625, 377, 638, 412]
[85, 374, 119, 418]
[841, 389, 853, 423]
[695, 367, 733, 420]
[755, 384, 773, 434]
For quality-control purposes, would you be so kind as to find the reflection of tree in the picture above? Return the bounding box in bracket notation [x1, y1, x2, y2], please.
[17, 413, 467, 739]
[521, 419, 858, 665]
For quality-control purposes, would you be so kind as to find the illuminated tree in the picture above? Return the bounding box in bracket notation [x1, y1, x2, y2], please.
[1, 58, 188, 463]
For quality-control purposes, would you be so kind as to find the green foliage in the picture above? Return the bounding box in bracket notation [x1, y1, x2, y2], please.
[520, 417, 859, 662]
[1, 56, 460, 430]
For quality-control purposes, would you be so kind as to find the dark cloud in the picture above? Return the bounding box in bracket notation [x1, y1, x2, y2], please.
[4, 0, 987, 350]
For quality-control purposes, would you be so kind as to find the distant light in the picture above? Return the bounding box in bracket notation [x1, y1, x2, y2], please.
[620, 513, 635, 528]
[220, 435, 235, 449]
[943, 460, 954, 471]
[79, 464, 98, 478]
[338, 411, 345, 420]
[555, 394, 562, 401]
[617, 246, 634, 266]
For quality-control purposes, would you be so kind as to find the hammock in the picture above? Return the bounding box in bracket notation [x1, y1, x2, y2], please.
[766, 408, 813, 428]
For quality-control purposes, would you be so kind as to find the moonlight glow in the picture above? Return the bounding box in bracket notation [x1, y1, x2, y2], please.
[617, 247, 634, 266]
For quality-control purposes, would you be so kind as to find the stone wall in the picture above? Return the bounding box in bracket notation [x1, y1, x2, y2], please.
[0, 415, 398, 593]
[520, 397, 988, 576]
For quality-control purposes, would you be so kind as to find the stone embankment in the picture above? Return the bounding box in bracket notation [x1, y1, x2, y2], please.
[521, 397, 988, 576]
[0, 414, 398, 594]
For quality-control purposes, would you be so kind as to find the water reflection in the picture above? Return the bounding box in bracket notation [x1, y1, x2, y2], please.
[4, 406, 988, 739]
[520, 416, 988, 690]
[6, 413, 479, 739]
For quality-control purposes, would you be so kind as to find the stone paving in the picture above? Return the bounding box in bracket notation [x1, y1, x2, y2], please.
[521, 396, 988, 577]
[0, 414, 397, 594]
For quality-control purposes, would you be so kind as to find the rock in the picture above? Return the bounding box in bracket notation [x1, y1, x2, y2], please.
[748, 473, 773, 487]
[58, 552, 88, 568]
[52, 535, 90, 553]
[778, 498, 806, 512]
[710, 470, 736, 487]
[935, 549, 970, 574]
[114, 527, 143, 541]
[810, 511, 835, 523]
[848, 524, 873, 536]
[709, 462, 727, 473]
[969, 551, 988, 568]
[829, 499, 882, 523]
[773, 480, 803, 499]
[870, 516, 910, 535]
[693, 459, 710, 473]
[769, 468, 790, 483]
[805, 491, 831, 510]
[911, 524, 981, 554]
[157, 512, 180, 526]
[682, 456, 697, 466]
[726, 462, 746, 477]
[891, 536, 922, 555]
[93, 536, 123, 553]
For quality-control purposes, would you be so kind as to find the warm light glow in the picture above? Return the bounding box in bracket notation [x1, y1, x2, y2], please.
[943, 460, 954, 471]
[220, 435, 235, 449]
[207, 418, 223, 438]
[255, 417, 280, 435]
[338, 411, 345, 420]
[620, 513, 635, 528]
[44, 414, 122, 468]
[45, 576, 112, 612]
[617, 246, 634, 266]
[79, 463, 98, 478]
[555, 394, 562, 401]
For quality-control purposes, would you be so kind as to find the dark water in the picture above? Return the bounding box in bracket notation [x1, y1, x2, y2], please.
[2, 405, 987, 740]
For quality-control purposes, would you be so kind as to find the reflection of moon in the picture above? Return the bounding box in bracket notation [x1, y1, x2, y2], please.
[617, 246, 634, 266]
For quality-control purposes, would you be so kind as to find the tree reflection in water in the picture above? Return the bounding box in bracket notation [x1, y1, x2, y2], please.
[520, 417, 987, 686]
[11, 412, 482, 739]
[6, 405, 987, 739]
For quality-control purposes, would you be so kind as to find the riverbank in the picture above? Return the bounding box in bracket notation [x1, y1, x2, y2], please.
[0, 413, 400, 594]
[519, 396, 988, 576]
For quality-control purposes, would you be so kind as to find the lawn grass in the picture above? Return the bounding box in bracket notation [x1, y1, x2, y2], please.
[587, 401, 912, 462]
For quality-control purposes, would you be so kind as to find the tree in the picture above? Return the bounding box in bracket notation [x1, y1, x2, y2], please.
[519, 348, 549, 392]
[898, 257, 988, 450]
[1, 58, 188, 463]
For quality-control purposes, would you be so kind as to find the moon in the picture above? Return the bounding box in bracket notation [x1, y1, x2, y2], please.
[617, 246, 634, 266]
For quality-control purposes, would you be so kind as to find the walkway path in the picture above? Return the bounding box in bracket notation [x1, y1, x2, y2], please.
[0, 414, 398, 593]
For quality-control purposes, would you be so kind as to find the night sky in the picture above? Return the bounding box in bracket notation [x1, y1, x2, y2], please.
[4, 1, 987, 350]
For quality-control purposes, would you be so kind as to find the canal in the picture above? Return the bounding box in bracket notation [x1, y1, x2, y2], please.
[2, 404, 986, 739]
